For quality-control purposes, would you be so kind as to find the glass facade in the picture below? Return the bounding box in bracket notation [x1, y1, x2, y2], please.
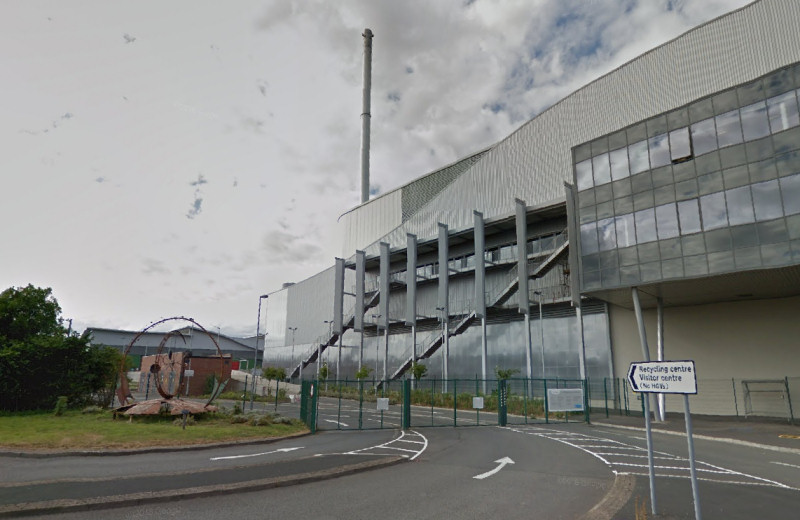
[266, 306, 612, 383]
[574, 63, 800, 291]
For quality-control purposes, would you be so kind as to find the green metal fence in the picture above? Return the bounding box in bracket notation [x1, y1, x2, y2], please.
[299, 380, 317, 433]
[311, 377, 590, 431]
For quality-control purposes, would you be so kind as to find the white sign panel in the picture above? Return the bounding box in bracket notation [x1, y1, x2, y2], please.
[627, 360, 697, 394]
[473, 397, 484, 409]
[376, 398, 389, 411]
[184, 370, 195, 377]
[547, 388, 584, 412]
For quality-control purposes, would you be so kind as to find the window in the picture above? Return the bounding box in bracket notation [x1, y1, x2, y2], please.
[615, 213, 636, 248]
[725, 186, 755, 225]
[634, 208, 657, 244]
[609, 147, 630, 181]
[580, 222, 599, 255]
[752, 179, 783, 221]
[715, 110, 743, 148]
[669, 127, 692, 162]
[655, 203, 679, 240]
[690, 118, 717, 156]
[592, 152, 611, 186]
[740, 101, 770, 141]
[700, 192, 728, 230]
[780, 174, 800, 215]
[648, 133, 671, 169]
[767, 90, 800, 133]
[678, 199, 702, 235]
[597, 217, 617, 251]
[629, 140, 650, 175]
[576, 159, 593, 191]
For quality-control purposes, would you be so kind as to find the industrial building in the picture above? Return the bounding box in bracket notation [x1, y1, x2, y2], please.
[261, 0, 800, 417]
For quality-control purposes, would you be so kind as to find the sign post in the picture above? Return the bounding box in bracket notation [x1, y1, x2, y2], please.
[628, 360, 701, 520]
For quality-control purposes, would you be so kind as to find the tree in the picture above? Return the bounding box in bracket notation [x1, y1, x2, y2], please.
[319, 362, 329, 383]
[0, 285, 63, 341]
[0, 285, 120, 411]
[355, 365, 373, 380]
[411, 362, 427, 381]
[262, 366, 287, 396]
[495, 366, 520, 380]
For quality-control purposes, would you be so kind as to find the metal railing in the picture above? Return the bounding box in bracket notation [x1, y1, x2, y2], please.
[590, 376, 799, 423]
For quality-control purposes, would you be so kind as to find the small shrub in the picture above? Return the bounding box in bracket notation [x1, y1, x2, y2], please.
[229, 415, 249, 424]
[53, 396, 68, 416]
[248, 415, 273, 427]
[232, 402, 243, 415]
[173, 415, 197, 427]
[81, 405, 104, 414]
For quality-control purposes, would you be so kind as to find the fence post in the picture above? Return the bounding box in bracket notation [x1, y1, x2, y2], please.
[498, 379, 508, 427]
[584, 379, 590, 424]
[604, 378, 609, 418]
[403, 379, 411, 429]
[544, 379, 549, 424]
[358, 379, 364, 430]
[732, 378, 739, 417]
[337, 379, 343, 430]
[242, 375, 248, 411]
[524, 377, 529, 424]
[785, 377, 795, 425]
[453, 379, 458, 426]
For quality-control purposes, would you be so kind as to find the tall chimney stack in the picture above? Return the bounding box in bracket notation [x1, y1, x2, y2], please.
[360, 28, 373, 204]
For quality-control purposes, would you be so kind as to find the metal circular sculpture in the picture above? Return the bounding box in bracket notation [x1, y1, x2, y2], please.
[116, 316, 230, 411]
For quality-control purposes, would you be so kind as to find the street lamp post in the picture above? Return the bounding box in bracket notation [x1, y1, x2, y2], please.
[288, 327, 297, 382]
[251, 294, 268, 410]
[322, 320, 333, 378]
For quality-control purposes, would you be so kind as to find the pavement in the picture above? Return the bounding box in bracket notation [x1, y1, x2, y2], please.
[589, 410, 800, 454]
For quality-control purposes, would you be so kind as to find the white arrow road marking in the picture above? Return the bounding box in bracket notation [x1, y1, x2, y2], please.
[210, 447, 303, 461]
[473, 457, 515, 480]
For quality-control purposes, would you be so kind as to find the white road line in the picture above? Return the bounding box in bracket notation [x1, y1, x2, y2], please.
[323, 419, 349, 427]
[342, 429, 428, 461]
[210, 447, 303, 461]
[507, 425, 798, 490]
[772, 461, 800, 470]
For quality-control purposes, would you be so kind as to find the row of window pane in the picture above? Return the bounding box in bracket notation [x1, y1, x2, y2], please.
[576, 88, 800, 191]
[583, 242, 799, 290]
[580, 173, 800, 254]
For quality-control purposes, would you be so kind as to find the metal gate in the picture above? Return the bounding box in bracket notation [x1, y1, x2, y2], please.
[309, 378, 589, 431]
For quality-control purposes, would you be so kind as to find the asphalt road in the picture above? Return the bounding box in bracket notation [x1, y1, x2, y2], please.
[15, 426, 613, 520]
[3, 422, 800, 519]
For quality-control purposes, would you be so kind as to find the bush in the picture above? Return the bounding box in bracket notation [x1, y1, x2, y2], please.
[53, 396, 68, 416]
[81, 405, 104, 414]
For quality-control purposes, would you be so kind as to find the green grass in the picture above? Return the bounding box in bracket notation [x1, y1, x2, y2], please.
[0, 410, 308, 450]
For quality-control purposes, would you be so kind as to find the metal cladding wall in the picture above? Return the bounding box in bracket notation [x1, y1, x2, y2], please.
[286, 266, 335, 345]
[339, 188, 402, 258]
[343, 0, 800, 259]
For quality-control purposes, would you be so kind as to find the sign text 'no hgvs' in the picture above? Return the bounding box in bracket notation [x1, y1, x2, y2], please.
[627, 360, 697, 394]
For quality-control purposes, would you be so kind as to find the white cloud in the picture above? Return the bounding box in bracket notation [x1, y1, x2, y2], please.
[0, 0, 750, 336]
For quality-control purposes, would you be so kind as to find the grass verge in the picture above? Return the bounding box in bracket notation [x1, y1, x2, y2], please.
[0, 410, 308, 450]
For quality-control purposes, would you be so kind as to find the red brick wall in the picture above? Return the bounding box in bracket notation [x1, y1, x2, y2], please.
[137, 353, 231, 397]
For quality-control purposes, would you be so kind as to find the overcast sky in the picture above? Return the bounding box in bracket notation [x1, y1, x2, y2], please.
[1, 0, 750, 337]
